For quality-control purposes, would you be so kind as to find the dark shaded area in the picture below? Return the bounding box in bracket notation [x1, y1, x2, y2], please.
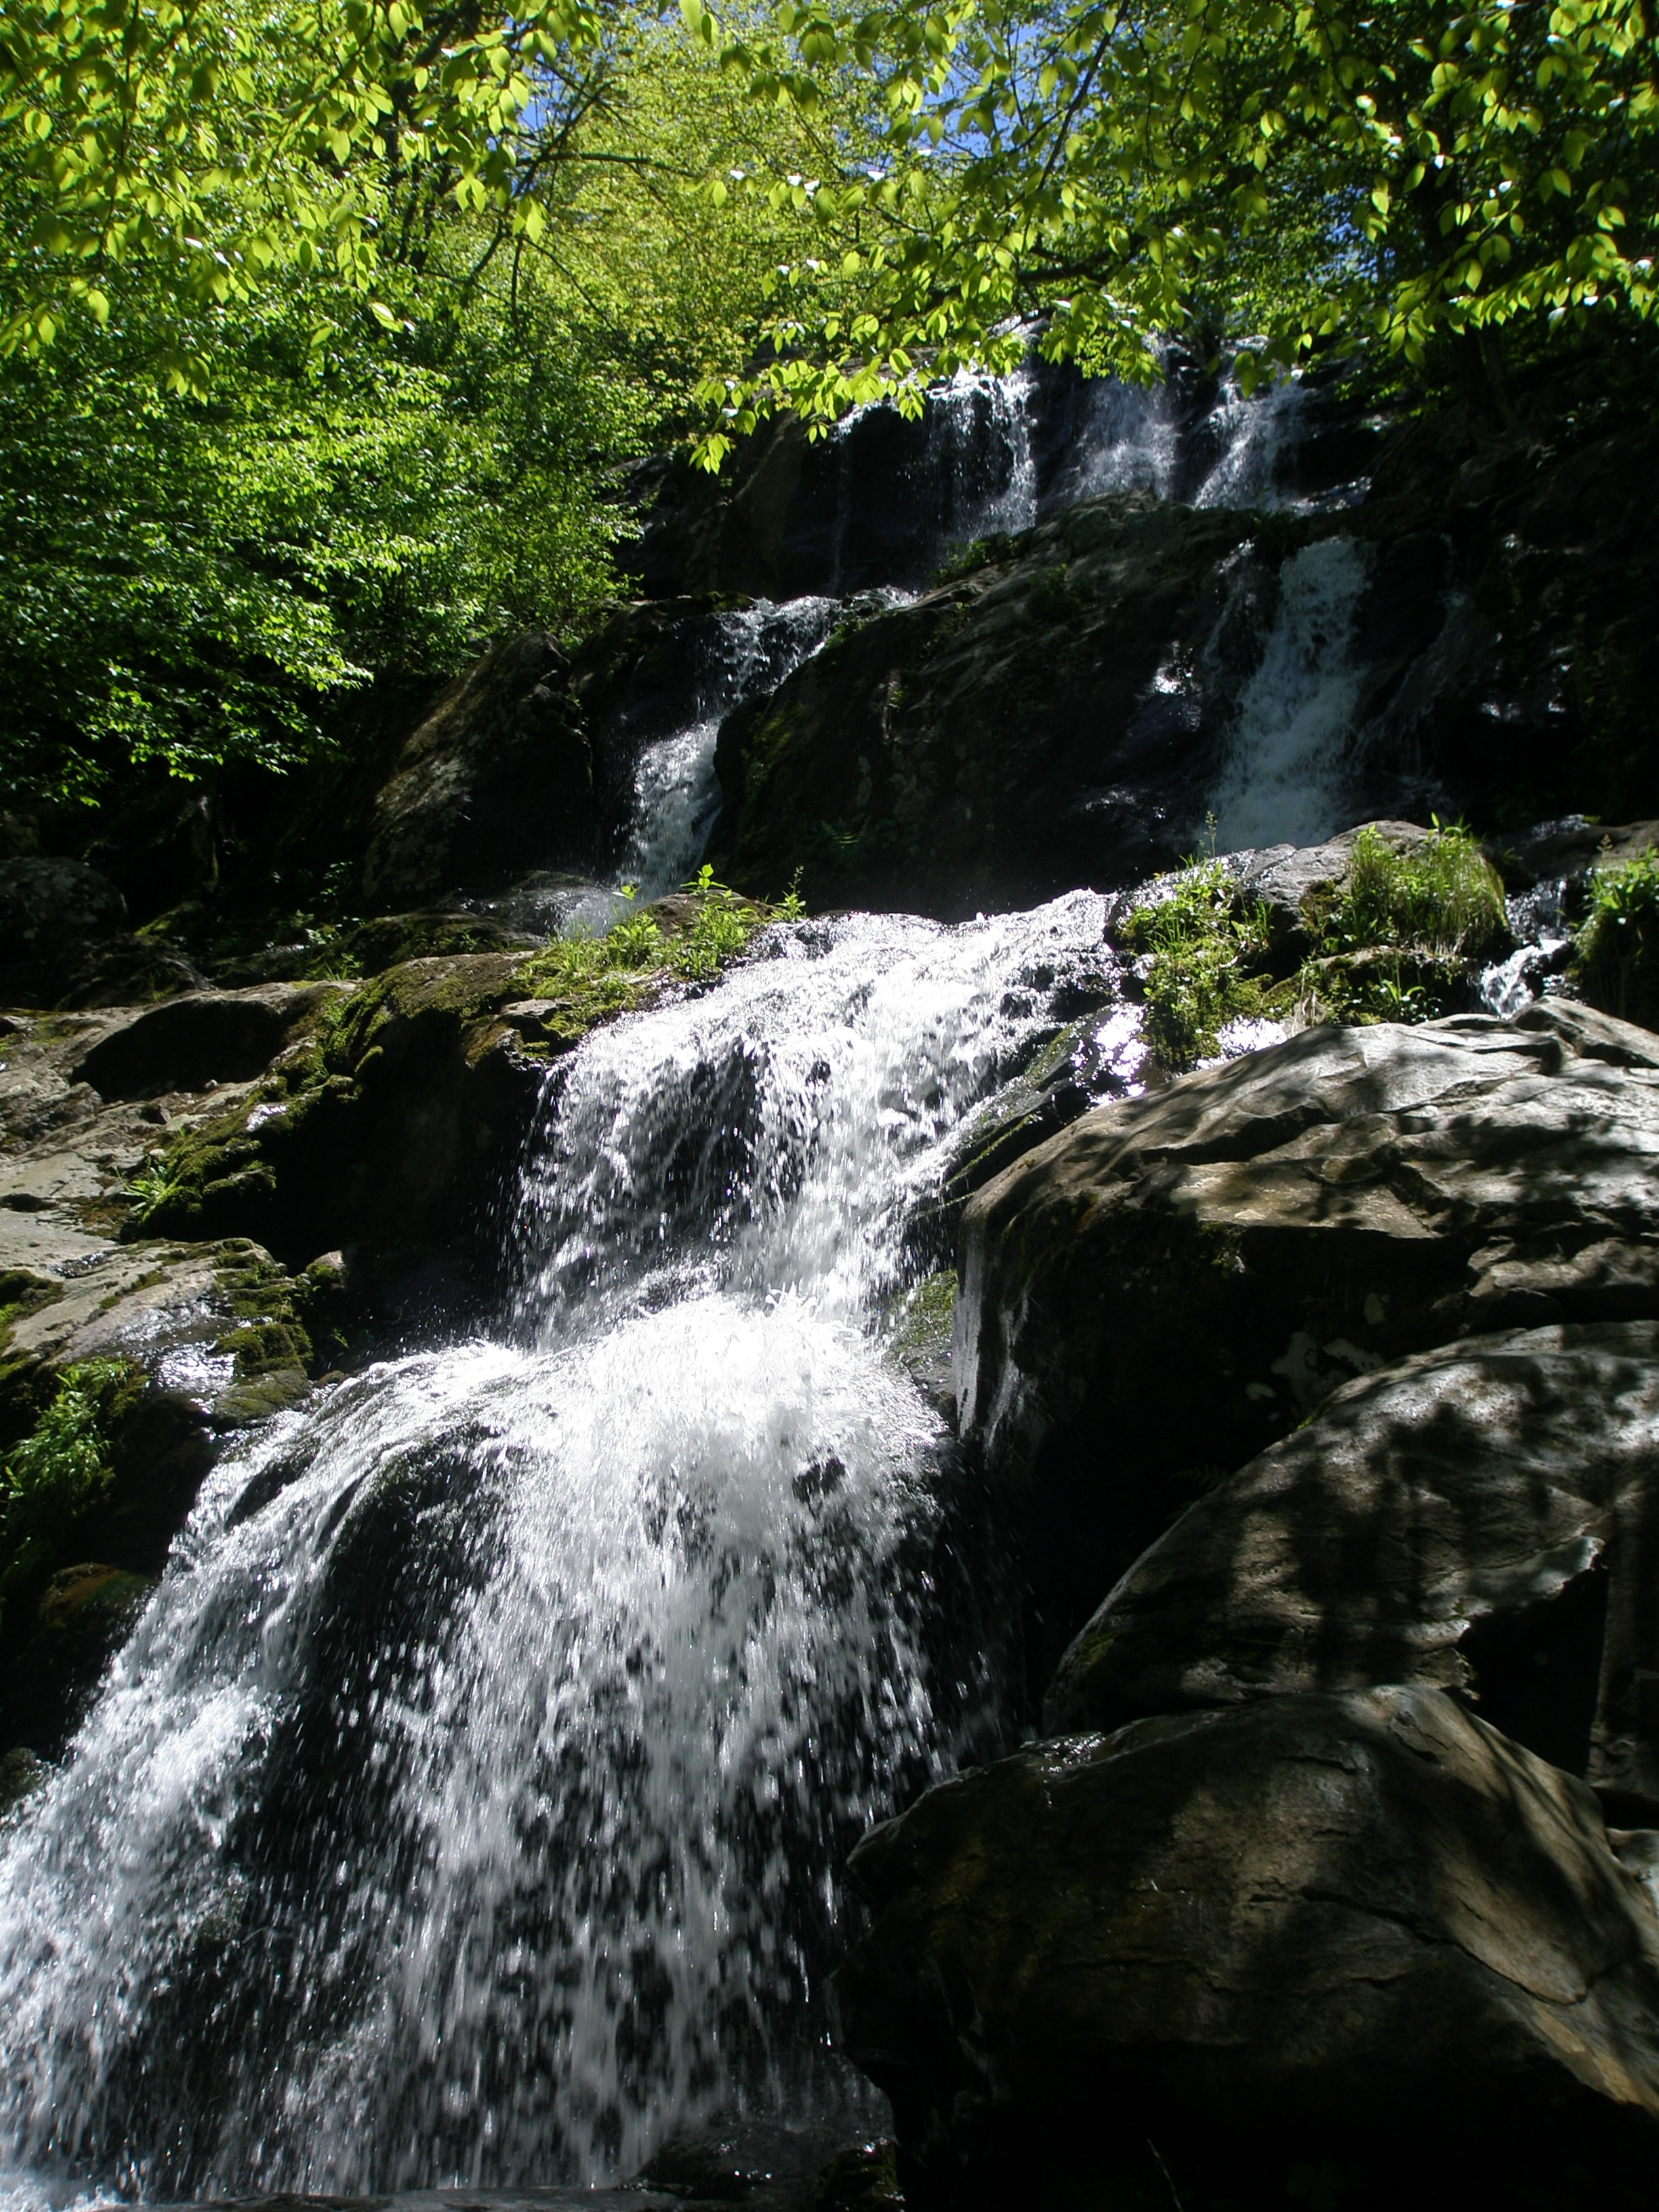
[73, 994, 293, 1100]
[1462, 1565, 1610, 1780]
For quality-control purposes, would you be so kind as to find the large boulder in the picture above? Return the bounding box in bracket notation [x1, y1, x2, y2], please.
[70, 983, 341, 1101]
[834, 1687, 1659, 2204]
[954, 999, 1659, 1658]
[1044, 1319, 1659, 1820]
[361, 632, 598, 906]
[0, 1227, 318, 1756]
[0, 856, 138, 1005]
[128, 951, 556, 1267]
[0, 856, 126, 960]
[712, 494, 1272, 913]
[1353, 398, 1659, 830]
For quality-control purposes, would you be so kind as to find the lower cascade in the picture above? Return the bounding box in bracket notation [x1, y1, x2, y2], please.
[0, 898, 1111, 2196]
[7, 305, 1659, 2212]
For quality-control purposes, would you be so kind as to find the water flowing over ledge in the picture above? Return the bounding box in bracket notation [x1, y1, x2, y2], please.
[0, 897, 1111, 2198]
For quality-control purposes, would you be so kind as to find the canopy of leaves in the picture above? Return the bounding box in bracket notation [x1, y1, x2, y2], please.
[680, 0, 1659, 451]
[0, 6, 859, 799]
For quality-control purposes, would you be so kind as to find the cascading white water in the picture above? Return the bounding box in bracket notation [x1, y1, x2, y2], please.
[926, 364, 1040, 544]
[1206, 536, 1370, 851]
[1063, 375, 1181, 504]
[1191, 375, 1305, 510]
[619, 600, 838, 903]
[0, 896, 1111, 2202]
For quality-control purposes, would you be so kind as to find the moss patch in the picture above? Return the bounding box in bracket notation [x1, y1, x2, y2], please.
[118, 886, 792, 1263]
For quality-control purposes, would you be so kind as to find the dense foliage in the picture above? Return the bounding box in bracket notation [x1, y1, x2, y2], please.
[1124, 824, 1509, 1067]
[4, 0, 1655, 794]
[0, 7, 865, 800]
[684, 0, 1659, 450]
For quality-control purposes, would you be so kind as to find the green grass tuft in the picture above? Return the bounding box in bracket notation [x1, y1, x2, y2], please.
[1122, 860, 1272, 1069]
[1573, 843, 1659, 1030]
[1311, 822, 1507, 963]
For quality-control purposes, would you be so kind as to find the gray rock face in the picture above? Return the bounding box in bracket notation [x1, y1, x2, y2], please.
[954, 998, 1659, 1647]
[1044, 1320, 1659, 1819]
[71, 983, 342, 1102]
[361, 632, 596, 905]
[0, 857, 127, 961]
[835, 1687, 1659, 2196]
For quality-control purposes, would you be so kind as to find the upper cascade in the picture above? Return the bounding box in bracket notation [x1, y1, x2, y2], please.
[623, 350, 1382, 605]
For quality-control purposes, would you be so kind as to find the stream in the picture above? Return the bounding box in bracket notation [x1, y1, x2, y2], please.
[0, 353, 1569, 2210]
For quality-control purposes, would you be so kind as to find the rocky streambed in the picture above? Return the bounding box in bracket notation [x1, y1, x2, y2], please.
[5, 361, 1659, 2211]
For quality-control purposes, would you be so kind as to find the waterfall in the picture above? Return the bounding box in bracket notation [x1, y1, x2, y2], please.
[925, 364, 1039, 545]
[1059, 375, 1181, 504]
[617, 599, 838, 902]
[0, 329, 1397, 2212]
[0, 897, 1110, 2200]
[1206, 536, 1370, 851]
[1190, 374, 1305, 511]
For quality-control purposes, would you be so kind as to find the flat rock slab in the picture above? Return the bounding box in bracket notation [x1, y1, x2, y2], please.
[1044, 1319, 1659, 1819]
[836, 1687, 1659, 2198]
[954, 998, 1659, 1648]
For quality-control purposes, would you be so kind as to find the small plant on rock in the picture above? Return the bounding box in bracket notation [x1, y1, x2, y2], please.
[674, 864, 762, 979]
[123, 1160, 187, 1227]
[1573, 844, 1659, 1030]
[0, 1361, 129, 1631]
[1122, 859, 1272, 1069]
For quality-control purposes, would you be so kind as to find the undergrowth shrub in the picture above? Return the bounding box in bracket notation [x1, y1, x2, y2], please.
[1123, 824, 1511, 1069]
[516, 867, 795, 1004]
[1, 1361, 131, 1631]
[672, 865, 764, 979]
[1297, 823, 1509, 1025]
[1121, 860, 1272, 1067]
[1310, 823, 1507, 961]
[1573, 845, 1659, 1030]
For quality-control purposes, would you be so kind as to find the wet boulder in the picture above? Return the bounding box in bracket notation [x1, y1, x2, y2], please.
[129, 951, 552, 1266]
[2, 1562, 157, 1759]
[1044, 1319, 1659, 1821]
[834, 1687, 1659, 2205]
[0, 1231, 316, 1758]
[954, 999, 1659, 1657]
[71, 983, 341, 1102]
[361, 631, 598, 906]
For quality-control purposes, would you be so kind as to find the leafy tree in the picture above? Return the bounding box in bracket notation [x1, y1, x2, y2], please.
[0, 6, 856, 800]
[0, 270, 645, 801]
[0, 0, 606, 372]
[680, 0, 1659, 451]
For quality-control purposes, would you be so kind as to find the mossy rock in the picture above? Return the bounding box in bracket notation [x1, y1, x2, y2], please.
[119, 901, 774, 1272]
[0, 1744, 46, 1816]
[1, 1560, 157, 1757]
[814, 2141, 903, 2212]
